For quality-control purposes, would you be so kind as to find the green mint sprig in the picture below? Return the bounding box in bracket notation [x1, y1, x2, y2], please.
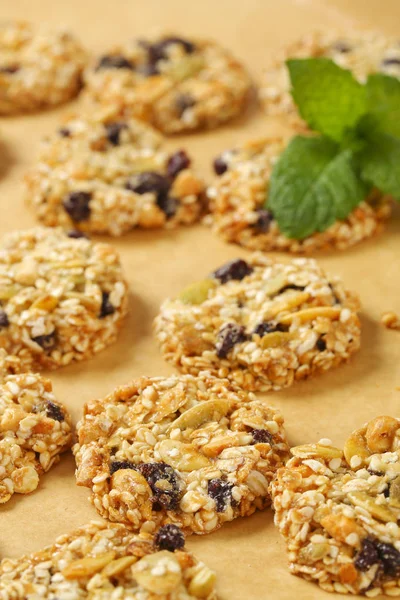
[267, 58, 400, 240]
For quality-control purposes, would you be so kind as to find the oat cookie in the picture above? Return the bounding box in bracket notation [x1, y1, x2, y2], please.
[0, 520, 217, 599]
[0, 227, 128, 371]
[154, 254, 361, 392]
[0, 363, 72, 504]
[74, 374, 289, 535]
[271, 416, 400, 596]
[207, 137, 392, 253]
[260, 30, 400, 126]
[25, 110, 205, 236]
[82, 34, 251, 133]
[0, 20, 86, 114]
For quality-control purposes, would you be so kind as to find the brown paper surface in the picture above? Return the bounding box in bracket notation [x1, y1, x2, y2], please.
[0, 1, 400, 598]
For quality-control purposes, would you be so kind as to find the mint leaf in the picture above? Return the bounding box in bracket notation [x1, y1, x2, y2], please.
[267, 136, 369, 240]
[287, 58, 367, 142]
[358, 132, 400, 200]
[360, 74, 400, 139]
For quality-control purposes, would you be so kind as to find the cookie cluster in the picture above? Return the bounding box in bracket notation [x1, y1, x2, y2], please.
[0, 18, 399, 600]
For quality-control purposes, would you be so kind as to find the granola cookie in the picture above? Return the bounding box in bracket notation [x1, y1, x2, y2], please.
[0, 227, 128, 371]
[207, 138, 392, 253]
[25, 110, 205, 236]
[74, 374, 289, 535]
[154, 255, 361, 392]
[0, 364, 72, 504]
[260, 30, 400, 127]
[0, 520, 218, 599]
[82, 34, 251, 134]
[271, 416, 400, 596]
[0, 20, 86, 114]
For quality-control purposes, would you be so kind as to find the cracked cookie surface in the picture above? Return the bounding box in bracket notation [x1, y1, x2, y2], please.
[0, 357, 72, 504]
[270, 416, 400, 596]
[0, 520, 217, 599]
[74, 374, 289, 535]
[25, 110, 205, 236]
[0, 20, 86, 114]
[154, 254, 361, 392]
[207, 137, 392, 253]
[260, 30, 400, 127]
[0, 227, 128, 370]
[82, 34, 251, 133]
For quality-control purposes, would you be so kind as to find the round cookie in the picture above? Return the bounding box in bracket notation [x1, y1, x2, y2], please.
[25, 110, 205, 236]
[154, 254, 361, 392]
[207, 137, 392, 253]
[0, 520, 217, 599]
[0, 361, 72, 503]
[74, 374, 289, 535]
[82, 34, 252, 133]
[0, 21, 86, 114]
[260, 30, 400, 126]
[0, 227, 128, 370]
[271, 416, 400, 596]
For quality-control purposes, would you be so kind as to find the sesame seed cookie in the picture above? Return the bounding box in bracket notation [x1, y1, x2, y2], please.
[74, 374, 289, 535]
[82, 34, 252, 134]
[154, 255, 361, 392]
[0, 20, 87, 114]
[270, 416, 400, 596]
[0, 227, 128, 371]
[207, 138, 392, 253]
[25, 110, 205, 236]
[0, 361, 72, 504]
[260, 30, 400, 127]
[0, 520, 218, 599]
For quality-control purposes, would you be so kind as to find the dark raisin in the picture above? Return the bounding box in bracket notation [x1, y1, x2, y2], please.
[213, 156, 228, 176]
[367, 469, 385, 477]
[148, 37, 195, 63]
[63, 191, 92, 223]
[110, 460, 136, 475]
[175, 93, 196, 116]
[212, 259, 253, 284]
[251, 429, 273, 445]
[316, 337, 326, 351]
[100, 292, 115, 318]
[96, 55, 134, 70]
[382, 57, 400, 66]
[46, 401, 65, 422]
[333, 41, 351, 53]
[105, 122, 128, 145]
[139, 462, 181, 510]
[216, 323, 247, 359]
[166, 150, 191, 179]
[67, 230, 88, 239]
[157, 195, 179, 219]
[253, 209, 273, 233]
[32, 332, 56, 351]
[354, 538, 380, 572]
[0, 65, 19, 74]
[0, 310, 9, 328]
[154, 524, 185, 552]
[207, 479, 236, 512]
[58, 127, 71, 137]
[253, 321, 288, 337]
[376, 542, 400, 577]
[125, 171, 170, 196]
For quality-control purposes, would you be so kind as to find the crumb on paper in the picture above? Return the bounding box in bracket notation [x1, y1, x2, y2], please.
[381, 311, 400, 330]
